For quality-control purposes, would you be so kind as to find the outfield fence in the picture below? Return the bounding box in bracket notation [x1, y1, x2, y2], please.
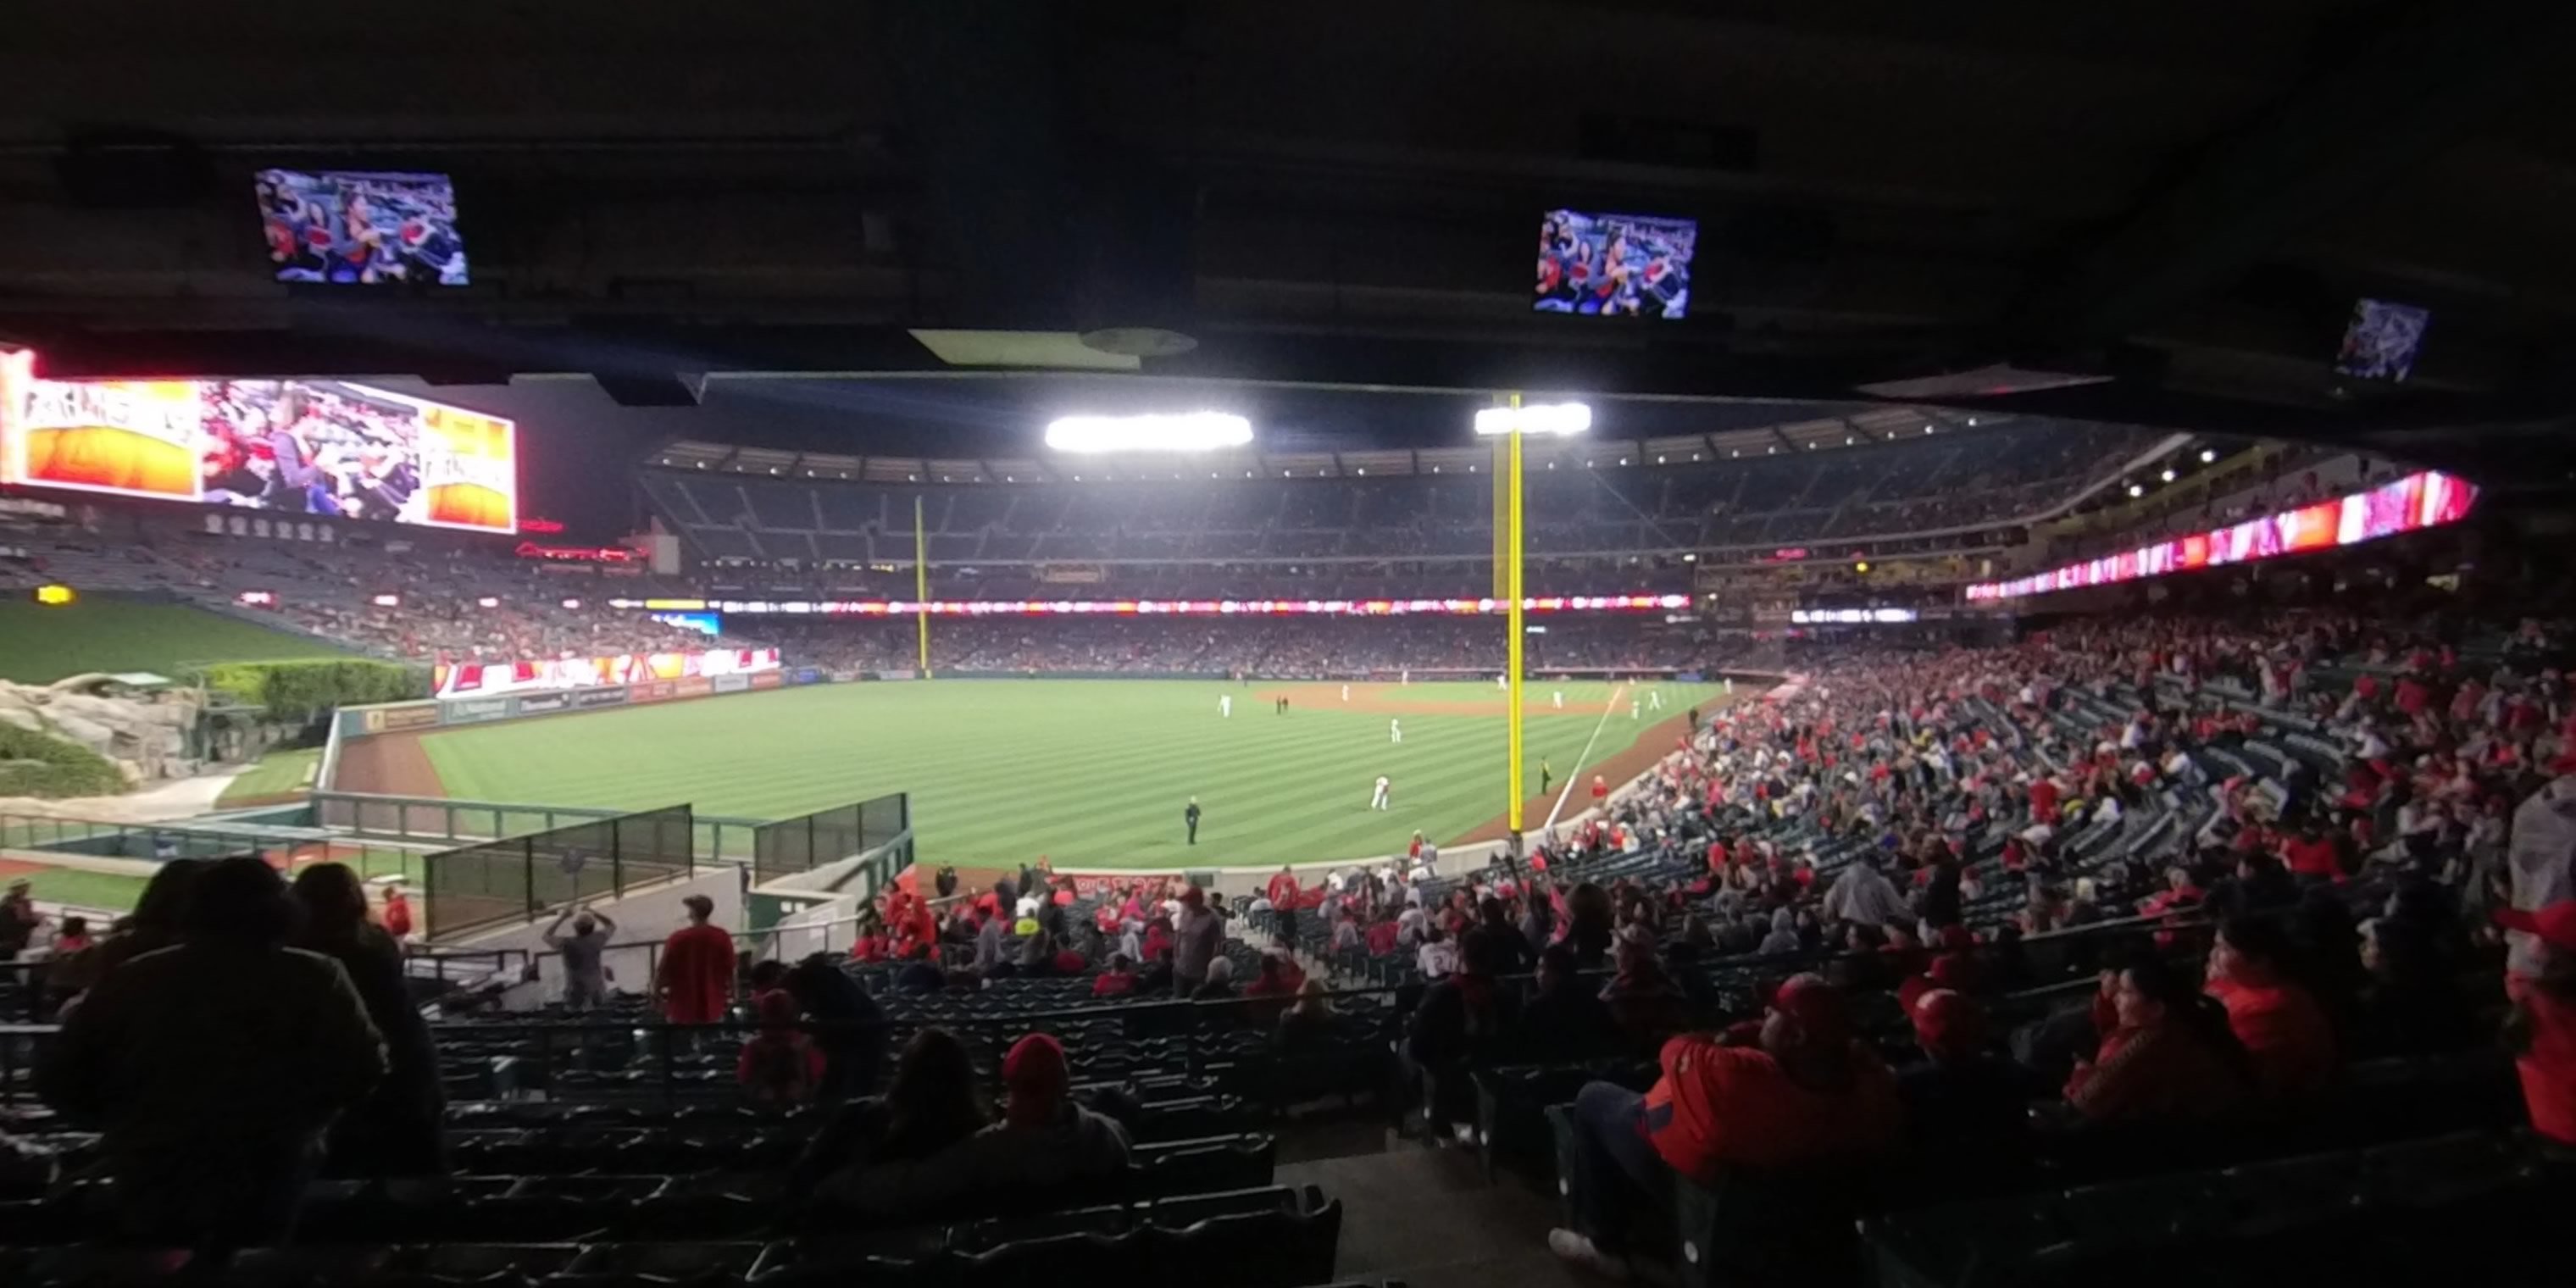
[423, 804, 697, 941]
[313, 790, 764, 864]
[0, 810, 432, 886]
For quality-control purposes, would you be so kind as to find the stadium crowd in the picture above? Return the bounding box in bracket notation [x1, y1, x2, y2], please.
[752, 614, 1717, 677]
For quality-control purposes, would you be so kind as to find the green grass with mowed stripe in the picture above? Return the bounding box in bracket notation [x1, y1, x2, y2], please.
[414, 679, 1727, 870]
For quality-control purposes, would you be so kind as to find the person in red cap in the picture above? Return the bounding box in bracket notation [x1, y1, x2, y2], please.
[1549, 973, 1898, 1277]
[2496, 901, 2576, 1146]
[825, 1031, 1132, 1217]
[736, 989, 824, 1106]
[1896, 989, 2040, 1184]
[655, 894, 736, 1027]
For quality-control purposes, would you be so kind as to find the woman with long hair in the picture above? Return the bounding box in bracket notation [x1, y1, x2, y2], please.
[2065, 952, 2251, 1123]
[289, 862, 447, 1185]
[791, 1026, 989, 1202]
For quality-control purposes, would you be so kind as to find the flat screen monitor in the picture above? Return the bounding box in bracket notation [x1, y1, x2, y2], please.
[1536, 210, 1694, 319]
[258, 169, 469, 286]
[0, 366, 517, 533]
[2335, 297, 2429, 381]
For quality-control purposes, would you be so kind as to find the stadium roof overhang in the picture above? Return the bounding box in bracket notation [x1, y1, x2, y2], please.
[6, 1, 2576, 486]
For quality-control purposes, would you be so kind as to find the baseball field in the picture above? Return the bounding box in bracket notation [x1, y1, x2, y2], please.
[341, 678, 1735, 870]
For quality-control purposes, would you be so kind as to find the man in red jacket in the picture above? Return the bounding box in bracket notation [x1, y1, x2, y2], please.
[656, 895, 737, 1028]
[1550, 974, 1899, 1276]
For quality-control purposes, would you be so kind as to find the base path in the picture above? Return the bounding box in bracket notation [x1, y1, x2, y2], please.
[334, 729, 448, 798]
[1451, 708, 1699, 847]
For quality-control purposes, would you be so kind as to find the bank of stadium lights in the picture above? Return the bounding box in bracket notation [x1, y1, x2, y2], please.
[476, 597, 499, 608]
[1472, 402, 1591, 436]
[2128, 484, 2145, 497]
[1044, 411, 1253, 454]
[561, 597, 582, 609]
[2201, 447, 2218, 464]
[2161, 468, 2177, 483]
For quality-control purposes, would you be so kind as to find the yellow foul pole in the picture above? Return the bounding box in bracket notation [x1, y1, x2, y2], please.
[914, 495, 932, 678]
[1505, 392, 1526, 837]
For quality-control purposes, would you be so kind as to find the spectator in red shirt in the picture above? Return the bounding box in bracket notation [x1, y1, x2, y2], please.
[737, 989, 824, 1105]
[1549, 974, 1898, 1276]
[2496, 902, 2576, 1146]
[2204, 916, 2338, 1100]
[2279, 821, 2345, 880]
[1265, 865, 1300, 910]
[656, 895, 737, 1026]
[1091, 954, 1139, 998]
[1591, 774, 1609, 803]
[379, 883, 414, 942]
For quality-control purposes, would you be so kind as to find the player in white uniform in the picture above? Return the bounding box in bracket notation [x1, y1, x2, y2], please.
[1496, 675, 1507, 690]
[1370, 775, 1391, 810]
[1220, 694, 1232, 718]
[1341, 683, 1350, 702]
[1630, 698, 1641, 720]
[1390, 718, 1402, 743]
[1648, 690, 1664, 711]
[1552, 690, 1563, 708]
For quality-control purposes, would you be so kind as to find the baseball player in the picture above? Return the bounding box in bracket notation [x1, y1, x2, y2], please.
[1390, 718, 1402, 744]
[1220, 694, 1232, 719]
[1371, 774, 1391, 810]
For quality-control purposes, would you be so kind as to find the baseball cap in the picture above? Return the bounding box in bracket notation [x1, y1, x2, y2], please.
[1911, 988, 1985, 1058]
[1769, 973, 1853, 1044]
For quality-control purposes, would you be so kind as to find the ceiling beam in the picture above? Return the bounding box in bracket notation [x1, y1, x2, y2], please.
[2003, 0, 2576, 354]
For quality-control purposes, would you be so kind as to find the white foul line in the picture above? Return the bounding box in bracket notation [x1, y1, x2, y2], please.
[1541, 683, 1627, 836]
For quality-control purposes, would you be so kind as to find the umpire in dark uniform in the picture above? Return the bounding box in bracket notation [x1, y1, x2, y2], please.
[1185, 797, 1202, 845]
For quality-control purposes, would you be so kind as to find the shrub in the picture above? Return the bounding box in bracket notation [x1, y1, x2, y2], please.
[192, 659, 430, 721]
[0, 722, 125, 798]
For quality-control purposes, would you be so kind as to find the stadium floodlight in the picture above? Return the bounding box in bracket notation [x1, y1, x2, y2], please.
[1044, 412, 1252, 454]
[1473, 402, 1591, 436]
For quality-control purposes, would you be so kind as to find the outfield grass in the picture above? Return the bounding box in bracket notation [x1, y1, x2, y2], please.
[0, 600, 353, 684]
[0, 864, 153, 914]
[215, 747, 323, 806]
[414, 679, 1727, 870]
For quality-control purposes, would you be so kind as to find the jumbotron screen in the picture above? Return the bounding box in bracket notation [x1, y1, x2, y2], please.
[0, 352, 516, 533]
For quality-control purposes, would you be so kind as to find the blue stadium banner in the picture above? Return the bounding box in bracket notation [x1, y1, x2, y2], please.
[791, 668, 825, 686]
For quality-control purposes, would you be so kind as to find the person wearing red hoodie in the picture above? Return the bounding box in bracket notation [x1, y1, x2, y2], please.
[736, 990, 825, 1105]
[2495, 902, 2576, 1146]
[2203, 916, 2338, 1101]
[1091, 954, 1140, 998]
[1549, 974, 1899, 1277]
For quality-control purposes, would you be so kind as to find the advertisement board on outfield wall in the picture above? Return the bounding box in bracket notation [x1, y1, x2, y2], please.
[515, 691, 569, 714]
[749, 672, 784, 690]
[711, 674, 751, 695]
[673, 677, 714, 698]
[368, 702, 441, 733]
[630, 680, 676, 703]
[441, 697, 515, 724]
[569, 686, 630, 710]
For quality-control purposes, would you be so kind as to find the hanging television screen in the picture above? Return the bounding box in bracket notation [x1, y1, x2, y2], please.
[2334, 297, 2430, 381]
[1535, 209, 1694, 319]
[257, 169, 469, 286]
